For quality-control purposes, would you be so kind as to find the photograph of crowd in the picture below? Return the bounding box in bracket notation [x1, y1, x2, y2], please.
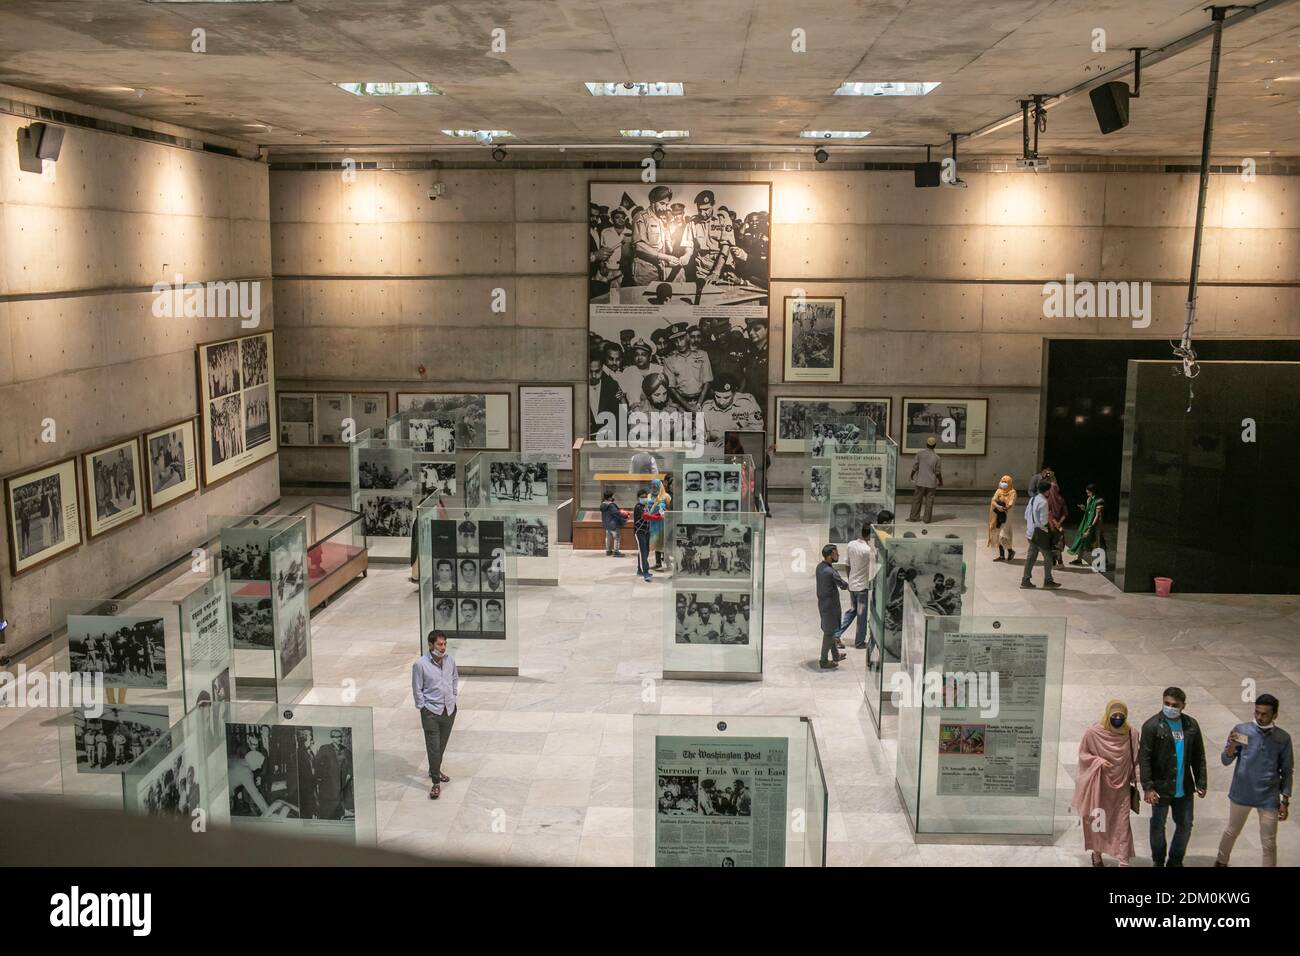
[208, 394, 245, 466]
[226, 723, 355, 824]
[784, 296, 843, 382]
[774, 397, 890, 453]
[231, 594, 273, 649]
[673, 524, 752, 578]
[136, 741, 203, 816]
[243, 385, 272, 449]
[74, 705, 169, 774]
[221, 530, 271, 580]
[68, 615, 167, 688]
[357, 447, 416, 492]
[87, 442, 140, 530]
[7, 463, 77, 567]
[509, 516, 549, 557]
[397, 393, 505, 450]
[588, 182, 771, 454]
[673, 590, 751, 645]
[241, 335, 269, 389]
[407, 417, 456, 453]
[809, 421, 872, 457]
[418, 461, 456, 498]
[657, 774, 699, 814]
[901, 398, 987, 455]
[198, 332, 277, 484]
[360, 494, 415, 537]
[489, 461, 548, 504]
[205, 341, 242, 398]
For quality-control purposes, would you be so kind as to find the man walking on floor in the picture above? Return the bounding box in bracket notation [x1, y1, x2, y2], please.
[816, 544, 848, 670]
[412, 631, 458, 799]
[1139, 687, 1207, 867]
[1020, 477, 1061, 590]
[908, 436, 941, 523]
[837, 513, 890, 650]
[1215, 694, 1292, 867]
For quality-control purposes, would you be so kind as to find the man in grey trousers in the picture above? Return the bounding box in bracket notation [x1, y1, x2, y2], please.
[909, 436, 942, 523]
[412, 631, 458, 799]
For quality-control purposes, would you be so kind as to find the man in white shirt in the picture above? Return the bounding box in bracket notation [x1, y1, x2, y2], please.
[835, 511, 892, 649]
[1020, 478, 1061, 590]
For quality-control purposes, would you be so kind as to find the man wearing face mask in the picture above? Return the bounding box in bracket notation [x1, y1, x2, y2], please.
[1215, 694, 1293, 867]
[1138, 687, 1207, 867]
[412, 631, 458, 800]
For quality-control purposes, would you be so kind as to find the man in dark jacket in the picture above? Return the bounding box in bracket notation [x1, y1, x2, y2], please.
[1139, 686, 1208, 867]
[600, 490, 625, 556]
[815, 544, 848, 670]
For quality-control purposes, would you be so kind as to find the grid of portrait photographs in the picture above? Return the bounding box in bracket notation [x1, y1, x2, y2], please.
[673, 590, 751, 645]
[774, 397, 890, 453]
[68, 614, 168, 688]
[488, 461, 549, 504]
[134, 731, 205, 816]
[357, 446, 416, 492]
[143, 419, 198, 510]
[74, 705, 169, 775]
[397, 392, 510, 450]
[587, 182, 771, 456]
[198, 332, 277, 485]
[427, 517, 507, 641]
[5, 457, 82, 574]
[359, 494, 415, 537]
[226, 723, 355, 828]
[83, 438, 143, 538]
[509, 516, 549, 558]
[418, 461, 456, 498]
[672, 523, 753, 580]
[679, 463, 744, 515]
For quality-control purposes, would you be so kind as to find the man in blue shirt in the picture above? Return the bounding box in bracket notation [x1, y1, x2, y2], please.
[1215, 694, 1293, 867]
[412, 631, 458, 799]
[1138, 686, 1207, 867]
[1020, 477, 1061, 589]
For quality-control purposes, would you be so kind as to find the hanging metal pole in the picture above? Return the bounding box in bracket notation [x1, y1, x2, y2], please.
[1177, 6, 1229, 385]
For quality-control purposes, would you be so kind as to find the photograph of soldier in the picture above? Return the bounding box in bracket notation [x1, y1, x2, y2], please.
[243, 385, 271, 450]
[488, 461, 549, 504]
[456, 520, 478, 554]
[425, 518, 508, 643]
[68, 615, 167, 688]
[205, 341, 242, 399]
[673, 524, 752, 578]
[587, 349, 623, 438]
[209, 394, 245, 465]
[360, 495, 415, 537]
[509, 517, 548, 558]
[774, 398, 891, 453]
[74, 705, 168, 774]
[279, 608, 308, 676]
[418, 461, 456, 497]
[433, 597, 456, 630]
[221, 530, 271, 580]
[10, 471, 69, 561]
[674, 590, 750, 645]
[684, 471, 702, 492]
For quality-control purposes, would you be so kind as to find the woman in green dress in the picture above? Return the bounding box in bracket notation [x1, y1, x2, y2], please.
[1068, 483, 1106, 565]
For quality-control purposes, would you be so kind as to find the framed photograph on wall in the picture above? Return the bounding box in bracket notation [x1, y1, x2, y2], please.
[901, 397, 988, 456]
[4, 457, 82, 575]
[519, 384, 574, 468]
[772, 397, 891, 453]
[396, 392, 510, 450]
[142, 418, 199, 512]
[81, 437, 145, 539]
[277, 392, 317, 446]
[196, 331, 277, 487]
[783, 296, 843, 383]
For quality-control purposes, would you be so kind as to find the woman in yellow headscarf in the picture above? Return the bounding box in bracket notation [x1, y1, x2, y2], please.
[1071, 699, 1141, 866]
[988, 474, 1017, 561]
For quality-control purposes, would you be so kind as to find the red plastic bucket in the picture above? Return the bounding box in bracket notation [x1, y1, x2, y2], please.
[1154, 576, 1173, 597]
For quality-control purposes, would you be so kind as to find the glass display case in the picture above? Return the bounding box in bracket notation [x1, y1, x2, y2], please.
[821, 436, 897, 543]
[895, 587, 1067, 841]
[633, 714, 827, 866]
[462, 451, 559, 585]
[416, 501, 520, 674]
[49, 595, 186, 806]
[349, 435, 430, 561]
[866, 523, 982, 734]
[121, 702, 213, 820]
[287, 501, 368, 608]
[178, 571, 235, 712]
[572, 439, 687, 550]
[803, 416, 876, 519]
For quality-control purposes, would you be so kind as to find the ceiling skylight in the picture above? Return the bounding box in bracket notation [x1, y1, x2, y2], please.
[800, 130, 871, 138]
[585, 82, 684, 97]
[833, 82, 940, 97]
[336, 82, 441, 96]
[620, 129, 689, 138]
[440, 129, 515, 139]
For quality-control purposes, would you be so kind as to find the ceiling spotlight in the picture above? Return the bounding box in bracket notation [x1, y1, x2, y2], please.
[650, 145, 666, 163]
[814, 146, 829, 164]
[491, 146, 507, 162]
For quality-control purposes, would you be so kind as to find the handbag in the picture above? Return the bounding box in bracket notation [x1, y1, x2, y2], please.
[1128, 732, 1141, 814]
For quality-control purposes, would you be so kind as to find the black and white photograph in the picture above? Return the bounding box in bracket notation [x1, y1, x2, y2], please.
[205, 340, 242, 398]
[350, 393, 389, 437]
[356, 446, 415, 492]
[278, 608, 308, 676]
[488, 461, 549, 504]
[901, 397, 988, 455]
[423, 518, 508, 645]
[431, 558, 456, 592]
[397, 392, 509, 450]
[773, 397, 891, 453]
[135, 738, 204, 816]
[456, 557, 480, 592]
[73, 705, 169, 774]
[809, 421, 871, 457]
[198, 332, 277, 486]
[407, 417, 456, 453]
[83, 439, 142, 538]
[144, 419, 198, 510]
[863, 464, 883, 493]
[673, 590, 751, 645]
[432, 596, 456, 630]
[278, 393, 316, 447]
[241, 335, 269, 389]
[226, 723, 355, 825]
[880, 536, 966, 661]
[272, 532, 306, 605]
[457, 597, 481, 632]
[828, 501, 887, 545]
[508, 516, 548, 558]
[456, 519, 478, 554]
[6, 458, 81, 572]
[481, 597, 505, 633]
[231, 594, 274, 649]
[809, 465, 829, 503]
[673, 524, 753, 579]
[418, 461, 456, 497]
[68, 614, 167, 688]
[588, 182, 771, 454]
[657, 774, 699, 814]
[360, 494, 415, 537]
[221, 529, 272, 581]
[783, 296, 843, 383]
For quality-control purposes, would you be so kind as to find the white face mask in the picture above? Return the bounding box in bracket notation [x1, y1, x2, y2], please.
[998, 482, 1008, 490]
[1255, 717, 1273, 730]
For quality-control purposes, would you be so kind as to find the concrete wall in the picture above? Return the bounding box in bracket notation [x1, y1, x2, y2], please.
[0, 110, 275, 657]
[271, 163, 1300, 492]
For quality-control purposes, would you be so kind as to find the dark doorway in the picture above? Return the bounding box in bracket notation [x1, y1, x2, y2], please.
[1042, 338, 1300, 516]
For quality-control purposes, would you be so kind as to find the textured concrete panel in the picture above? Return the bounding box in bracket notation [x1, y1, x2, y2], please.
[514, 171, 587, 223]
[516, 276, 583, 328]
[1099, 226, 1219, 281]
[983, 225, 1103, 280]
[515, 223, 585, 274]
[985, 172, 1107, 227]
[978, 333, 1046, 388]
[398, 221, 514, 275]
[866, 173, 988, 226]
[880, 282, 984, 333]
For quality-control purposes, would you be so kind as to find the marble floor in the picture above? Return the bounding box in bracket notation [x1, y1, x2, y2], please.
[2, 504, 1298, 867]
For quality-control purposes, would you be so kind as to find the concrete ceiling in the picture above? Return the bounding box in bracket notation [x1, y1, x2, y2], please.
[0, 0, 1298, 156]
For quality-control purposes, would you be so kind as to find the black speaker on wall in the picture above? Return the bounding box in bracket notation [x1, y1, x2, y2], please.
[913, 161, 941, 187]
[1089, 81, 1131, 135]
[16, 122, 64, 173]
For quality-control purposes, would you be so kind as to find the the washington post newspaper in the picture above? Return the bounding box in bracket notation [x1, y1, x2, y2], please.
[654, 735, 788, 867]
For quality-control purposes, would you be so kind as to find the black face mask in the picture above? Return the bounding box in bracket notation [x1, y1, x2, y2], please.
[1110, 715, 1126, 728]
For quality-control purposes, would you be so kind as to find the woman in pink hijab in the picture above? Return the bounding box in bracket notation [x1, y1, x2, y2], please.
[1071, 699, 1141, 866]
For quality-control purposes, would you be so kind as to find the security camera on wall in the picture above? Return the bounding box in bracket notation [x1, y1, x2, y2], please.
[428, 183, 446, 201]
